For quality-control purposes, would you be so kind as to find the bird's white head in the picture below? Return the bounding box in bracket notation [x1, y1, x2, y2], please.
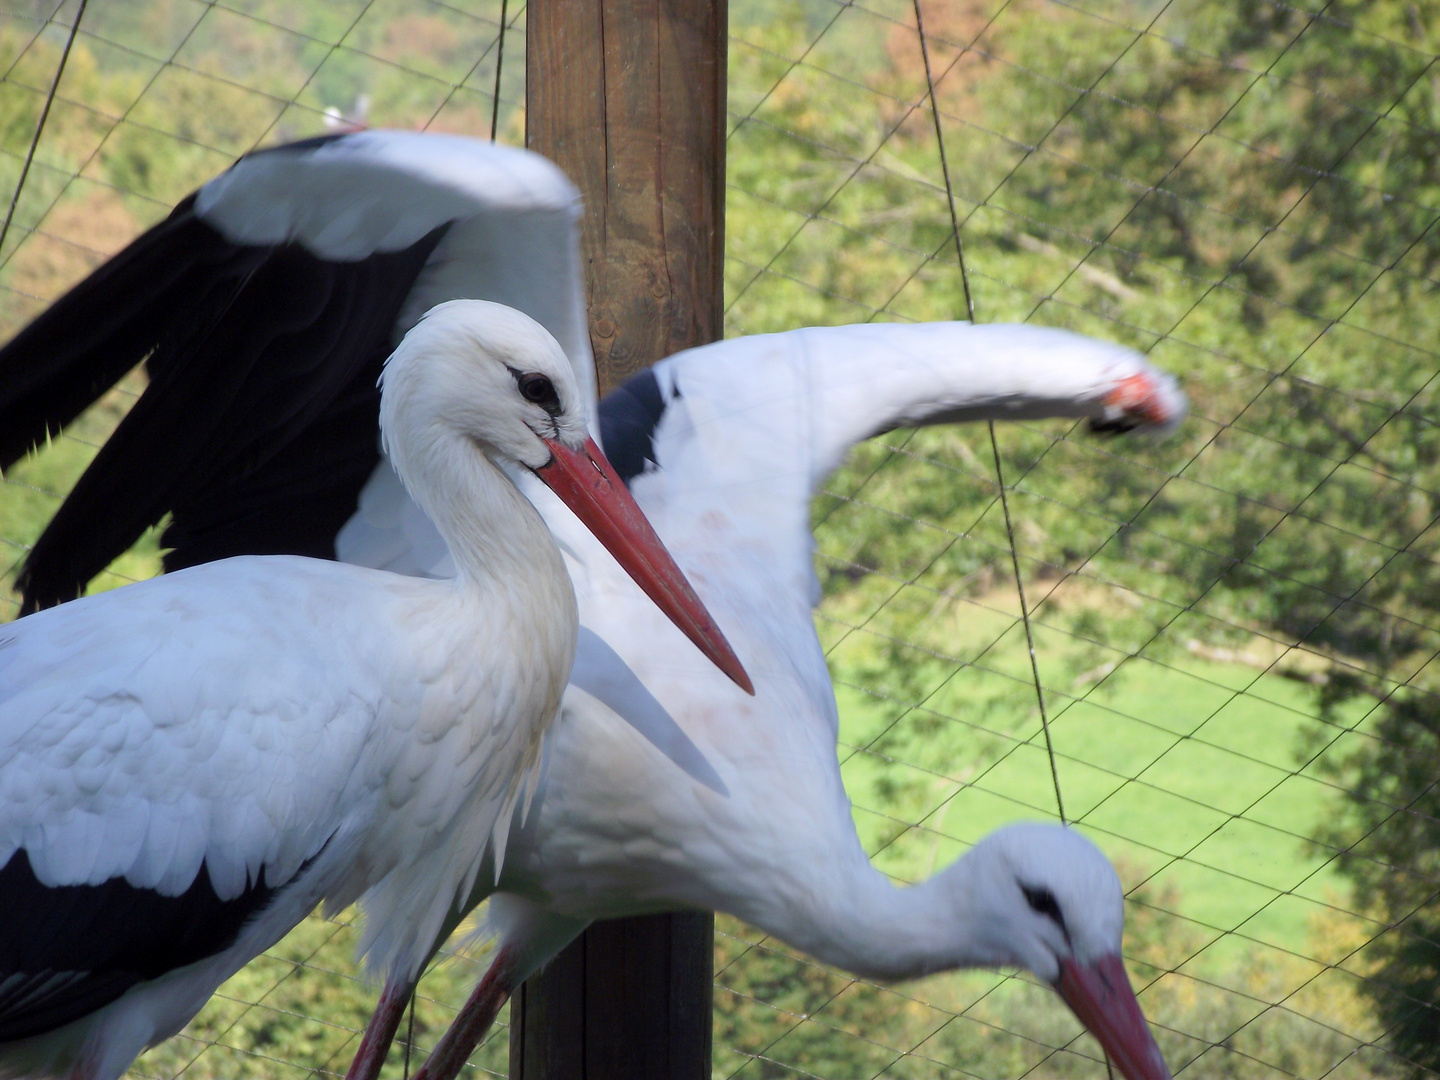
[380, 298, 587, 477]
[949, 822, 1171, 1080]
[957, 822, 1122, 980]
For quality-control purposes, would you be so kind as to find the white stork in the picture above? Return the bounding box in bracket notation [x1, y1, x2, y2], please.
[346, 322, 1184, 1080]
[0, 300, 748, 1080]
[0, 131, 1183, 1080]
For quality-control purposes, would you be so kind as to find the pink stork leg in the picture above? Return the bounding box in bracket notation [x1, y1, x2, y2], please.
[411, 946, 518, 1080]
[344, 977, 416, 1080]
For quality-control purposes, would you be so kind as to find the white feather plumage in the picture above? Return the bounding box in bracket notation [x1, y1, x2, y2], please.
[335, 316, 1187, 1080]
[0, 302, 598, 1080]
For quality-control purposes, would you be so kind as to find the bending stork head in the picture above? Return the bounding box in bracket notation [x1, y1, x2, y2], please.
[952, 823, 1171, 1080]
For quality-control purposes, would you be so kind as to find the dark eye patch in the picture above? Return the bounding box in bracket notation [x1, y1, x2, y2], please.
[1021, 884, 1068, 934]
[512, 370, 562, 416]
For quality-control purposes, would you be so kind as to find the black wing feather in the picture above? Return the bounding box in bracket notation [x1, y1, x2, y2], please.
[598, 367, 668, 485]
[9, 213, 448, 612]
[0, 196, 265, 471]
[162, 367, 386, 569]
[0, 848, 291, 1041]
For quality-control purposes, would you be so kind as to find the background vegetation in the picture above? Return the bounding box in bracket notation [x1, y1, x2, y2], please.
[0, 0, 1437, 1076]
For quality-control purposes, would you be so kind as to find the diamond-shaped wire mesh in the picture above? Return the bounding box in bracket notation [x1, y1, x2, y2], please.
[2, 0, 1438, 1077]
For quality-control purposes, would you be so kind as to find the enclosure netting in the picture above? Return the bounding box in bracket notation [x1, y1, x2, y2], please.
[1, 0, 1437, 1077]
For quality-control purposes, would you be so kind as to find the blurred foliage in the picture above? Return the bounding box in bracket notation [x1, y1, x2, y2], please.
[730, 0, 1440, 674]
[1, 0, 1439, 1075]
[1308, 675, 1440, 1077]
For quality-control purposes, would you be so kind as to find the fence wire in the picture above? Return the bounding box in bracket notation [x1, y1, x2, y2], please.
[2, 0, 1438, 1078]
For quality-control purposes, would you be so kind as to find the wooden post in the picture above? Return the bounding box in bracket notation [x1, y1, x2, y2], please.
[526, 0, 727, 390]
[514, 2, 727, 1078]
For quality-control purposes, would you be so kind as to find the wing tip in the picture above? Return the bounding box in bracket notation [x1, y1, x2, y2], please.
[1091, 369, 1188, 437]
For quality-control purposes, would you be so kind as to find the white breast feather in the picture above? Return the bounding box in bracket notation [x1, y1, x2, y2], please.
[0, 554, 562, 979]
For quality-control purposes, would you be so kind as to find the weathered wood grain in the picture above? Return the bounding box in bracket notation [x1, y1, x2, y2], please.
[526, 0, 726, 392]
[513, 1, 726, 1076]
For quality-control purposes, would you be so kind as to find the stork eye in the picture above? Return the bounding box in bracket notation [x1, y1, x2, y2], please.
[1021, 884, 1067, 931]
[516, 372, 561, 414]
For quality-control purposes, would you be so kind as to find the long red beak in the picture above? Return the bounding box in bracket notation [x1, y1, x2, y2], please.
[534, 436, 754, 695]
[1056, 953, 1172, 1080]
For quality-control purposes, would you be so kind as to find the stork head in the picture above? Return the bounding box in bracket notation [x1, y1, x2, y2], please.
[380, 299, 587, 474]
[955, 823, 1172, 1080]
[378, 300, 753, 693]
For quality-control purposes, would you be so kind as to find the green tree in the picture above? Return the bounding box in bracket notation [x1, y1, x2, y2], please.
[1312, 675, 1440, 1076]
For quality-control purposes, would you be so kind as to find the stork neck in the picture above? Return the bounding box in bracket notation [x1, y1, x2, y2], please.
[402, 429, 570, 600]
[755, 854, 988, 983]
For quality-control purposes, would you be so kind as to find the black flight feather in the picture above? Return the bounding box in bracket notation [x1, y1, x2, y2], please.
[0, 846, 323, 1041]
[598, 367, 668, 486]
[4, 204, 449, 613]
[0, 195, 264, 471]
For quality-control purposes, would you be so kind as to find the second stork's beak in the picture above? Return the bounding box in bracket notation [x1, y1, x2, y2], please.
[534, 436, 754, 695]
[1056, 953, 1172, 1080]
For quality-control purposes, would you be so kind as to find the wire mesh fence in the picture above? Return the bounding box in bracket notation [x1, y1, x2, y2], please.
[2, 0, 1438, 1077]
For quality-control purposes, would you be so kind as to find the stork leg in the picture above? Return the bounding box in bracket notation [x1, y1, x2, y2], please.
[346, 898, 587, 1080]
[344, 977, 415, 1080]
[411, 945, 517, 1080]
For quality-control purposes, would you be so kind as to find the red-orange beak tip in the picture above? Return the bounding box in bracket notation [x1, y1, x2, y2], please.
[535, 437, 754, 695]
[1056, 954, 1172, 1080]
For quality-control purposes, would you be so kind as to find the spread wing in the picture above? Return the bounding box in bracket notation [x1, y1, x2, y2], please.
[607, 321, 1186, 612]
[339, 322, 1186, 776]
[1, 130, 592, 613]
